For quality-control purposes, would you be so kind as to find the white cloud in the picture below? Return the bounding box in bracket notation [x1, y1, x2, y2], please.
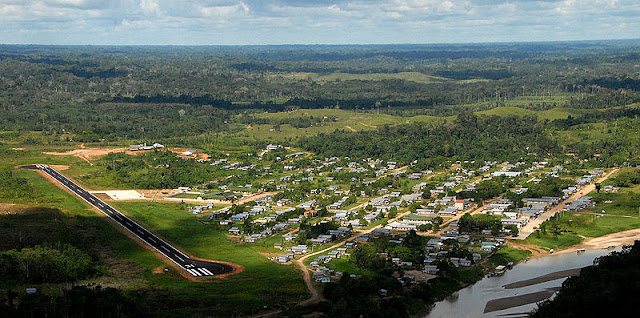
[0, 0, 639, 44]
[199, 2, 249, 17]
[140, 0, 162, 16]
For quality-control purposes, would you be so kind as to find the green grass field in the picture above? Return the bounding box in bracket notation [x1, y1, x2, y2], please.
[476, 106, 590, 121]
[488, 246, 533, 266]
[95, 201, 309, 313]
[0, 148, 308, 316]
[236, 104, 595, 142]
[524, 232, 584, 250]
[282, 71, 448, 84]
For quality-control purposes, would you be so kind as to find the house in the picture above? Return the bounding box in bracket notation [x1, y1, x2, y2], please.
[501, 218, 528, 228]
[311, 234, 333, 245]
[400, 261, 413, 268]
[276, 253, 294, 263]
[427, 238, 443, 248]
[424, 265, 440, 274]
[287, 217, 302, 224]
[385, 221, 417, 231]
[370, 228, 391, 237]
[245, 234, 261, 243]
[459, 259, 472, 267]
[438, 207, 458, 216]
[283, 233, 298, 241]
[290, 245, 309, 254]
[492, 171, 521, 178]
[299, 200, 316, 209]
[566, 196, 593, 212]
[231, 213, 249, 222]
[403, 214, 433, 225]
[273, 223, 290, 231]
[481, 241, 498, 251]
[228, 227, 241, 235]
[416, 208, 435, 215]
[274, 243, 283, 250]
[481, 229, 493, 236]
[177, 186, 191, 192]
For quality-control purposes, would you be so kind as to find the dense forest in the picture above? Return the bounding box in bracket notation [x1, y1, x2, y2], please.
[299, 113, 558, 164]
[2, 41, 640, 317]
[2, 42, 640, 142]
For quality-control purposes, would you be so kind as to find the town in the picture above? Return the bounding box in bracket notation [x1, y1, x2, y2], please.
[115, 142, 612, 285]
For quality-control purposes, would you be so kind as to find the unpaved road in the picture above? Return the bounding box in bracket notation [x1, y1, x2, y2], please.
[554, 227, 640, 255]
[515, 169, 618, 240]
[43, 147, 125, 165]
[294, 210, 412, 305]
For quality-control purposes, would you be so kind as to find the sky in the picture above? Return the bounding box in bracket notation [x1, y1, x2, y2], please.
[1, 0, 639, 45]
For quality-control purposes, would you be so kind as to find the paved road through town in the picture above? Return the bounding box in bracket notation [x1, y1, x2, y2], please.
[22, 164, 234, 277]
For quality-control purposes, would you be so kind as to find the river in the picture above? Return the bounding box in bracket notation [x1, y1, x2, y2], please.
[425, 248, 617, 318]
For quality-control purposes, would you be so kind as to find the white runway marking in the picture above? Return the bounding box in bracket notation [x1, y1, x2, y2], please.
[199, 268, 214, 276]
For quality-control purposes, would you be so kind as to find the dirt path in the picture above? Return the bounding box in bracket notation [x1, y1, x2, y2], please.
[515, 168, 619, 240]
[345, 125, 357, 132]
[235, 192, 278, 205]
[43, 147, 125, 165]
[507, 227, 640, 260]
[554, 227, 640, 255]
[293, 210, 412, 305]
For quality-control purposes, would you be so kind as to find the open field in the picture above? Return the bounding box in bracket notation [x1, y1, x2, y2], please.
[281, 71, 449, 84]
[237, 105, 589, 141]
[523, 232, 584, 251]
[488, 246, 533, 267]
[0, 149, 308, 316]
[476, 107, 590, 121]
[109, 201, 308, 301]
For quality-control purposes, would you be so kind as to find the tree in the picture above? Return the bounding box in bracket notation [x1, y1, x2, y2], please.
[504, 224, 519, 237]
[388, 207, 398, 219]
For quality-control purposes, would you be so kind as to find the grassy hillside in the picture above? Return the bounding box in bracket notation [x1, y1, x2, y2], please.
[237, 106, 598, 142]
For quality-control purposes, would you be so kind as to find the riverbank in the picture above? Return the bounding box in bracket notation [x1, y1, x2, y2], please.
[426, 248, 614, 317]
[507, 227, 640, 260]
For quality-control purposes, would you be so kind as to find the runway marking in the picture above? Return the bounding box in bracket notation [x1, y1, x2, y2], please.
[199, 268, 214, 276]
[187, 269, 201, 277]
[30, 165, 235, 277]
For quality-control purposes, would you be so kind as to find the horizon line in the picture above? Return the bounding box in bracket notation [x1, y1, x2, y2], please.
[2, 38, 640, 47]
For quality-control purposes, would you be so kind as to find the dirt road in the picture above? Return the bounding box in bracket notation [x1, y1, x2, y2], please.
[43, 147, 125, 165]
[514, 169, 618, 240]
[294, 210, 412, 305]
[554, 227, 640, 255]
